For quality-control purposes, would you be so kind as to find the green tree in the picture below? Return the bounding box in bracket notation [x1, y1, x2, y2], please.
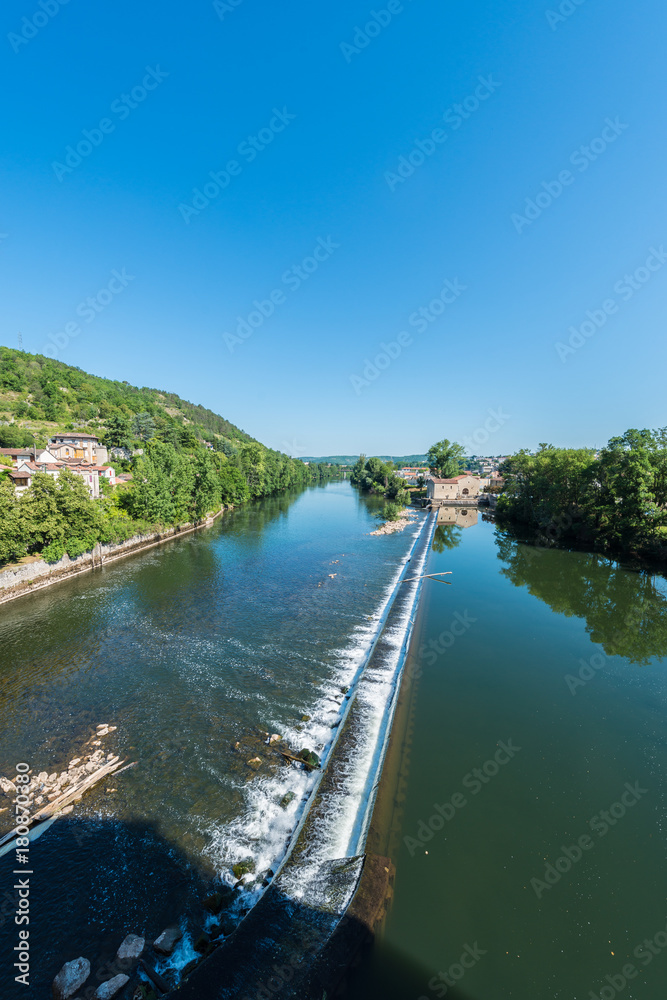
[427, 438, 465, 479]
[132, 412, 156, 442]
[0, 478, 27, 564]
[104, 414, 132, 449]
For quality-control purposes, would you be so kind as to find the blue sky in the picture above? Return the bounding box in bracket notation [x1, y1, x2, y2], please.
[1, 0, 665, 456]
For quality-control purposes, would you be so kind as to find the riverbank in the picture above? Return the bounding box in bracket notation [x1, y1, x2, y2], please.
[0, 507, 228, 606]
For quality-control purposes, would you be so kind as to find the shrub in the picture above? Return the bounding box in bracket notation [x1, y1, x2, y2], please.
[42, 539, 65, 564]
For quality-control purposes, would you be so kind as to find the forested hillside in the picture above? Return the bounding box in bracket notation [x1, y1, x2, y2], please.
[0, 348, 340, 567]
[0, 347, 252, 452]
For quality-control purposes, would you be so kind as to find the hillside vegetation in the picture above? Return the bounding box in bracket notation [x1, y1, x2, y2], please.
[0, 349, 340, 567]
[0, 347, 252, 452]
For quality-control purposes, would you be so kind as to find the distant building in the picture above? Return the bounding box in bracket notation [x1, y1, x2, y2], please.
[48, 433, 108, 466]
[427, 474, 490, 501]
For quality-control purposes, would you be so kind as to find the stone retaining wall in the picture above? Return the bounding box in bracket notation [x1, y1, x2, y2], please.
[0, 509, 226, 606]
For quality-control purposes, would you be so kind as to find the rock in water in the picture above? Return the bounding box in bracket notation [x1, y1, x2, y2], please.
[52, 957, 91, 999]
[246, 757, 262, 770]
[153, 926, 182, 955]
[193, 932, 210, 953]
[116, 934, 144, 961]
[93, 974, 129, 999]
[232, 859, 255, 879]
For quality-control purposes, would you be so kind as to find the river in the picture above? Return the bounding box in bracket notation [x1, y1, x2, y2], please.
[0, 481, 425, 996]
[347, 510, 667, 1000]
[1, 486, 665, 999]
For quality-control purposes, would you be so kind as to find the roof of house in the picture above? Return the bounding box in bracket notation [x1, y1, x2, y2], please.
[50, 433, 100, 442]
[0, 447, 32, 456]
[7, 469, 31, 479]
[431, 475, 471, 484]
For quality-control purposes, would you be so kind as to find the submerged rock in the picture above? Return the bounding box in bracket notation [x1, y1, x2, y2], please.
[116, 934, 144, 961]
[181, 958, 200, 978]
[232, 859, 255, 880]
[153, 926, 182, 955]
[280, 790, 295, 809]
[93, 974, 129, 999]
[246, 757, 262, 771]
[52, 957, 90, 999]
[298, 748, 320, 768]
[193, 932, 210, 953]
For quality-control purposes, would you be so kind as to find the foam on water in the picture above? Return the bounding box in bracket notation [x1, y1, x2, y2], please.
[203, 516, 432, 905]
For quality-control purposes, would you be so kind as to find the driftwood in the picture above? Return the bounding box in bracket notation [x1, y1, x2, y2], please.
[140, 958, 171, 994]
[0, 756, 134, 848]
[279, 751, 321, 771]
[402, 571, 453, 584]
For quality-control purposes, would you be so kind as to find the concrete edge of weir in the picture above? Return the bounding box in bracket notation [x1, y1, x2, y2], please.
[166, 509, 439, 999]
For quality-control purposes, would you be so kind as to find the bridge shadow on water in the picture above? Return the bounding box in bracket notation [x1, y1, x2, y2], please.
[0, 815, 210, 1000]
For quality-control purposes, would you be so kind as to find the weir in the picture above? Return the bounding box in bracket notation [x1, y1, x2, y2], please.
[168, 510, 438, 998]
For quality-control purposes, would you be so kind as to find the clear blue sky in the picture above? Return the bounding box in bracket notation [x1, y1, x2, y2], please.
[1, 0, 665, 456]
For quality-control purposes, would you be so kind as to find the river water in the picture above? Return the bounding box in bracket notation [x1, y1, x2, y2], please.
[347, 512, 667, 1000]
[1, 487, 665, 999]
[0, 482, 425, 996]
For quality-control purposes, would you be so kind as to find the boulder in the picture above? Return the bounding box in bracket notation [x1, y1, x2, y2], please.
[52, 957, 90, 999]
[268, 734, 282, 744]
[280, 791, 295, 809]
[232, 859, 255, 880]
[246, 757, 262, 771]
[193, 932, 210, 953]
[93, 974, 129, 999]
[181, 958, 200, 978]
[153, 926, 182, 955]
[0, 777, 16, 795]
[203, 891, 221, 914]
[116, 934, 144, 961]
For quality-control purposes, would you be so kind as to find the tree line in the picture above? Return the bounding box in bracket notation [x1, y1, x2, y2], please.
[0, 440, 339, 568]
[497, 429, 667, 559]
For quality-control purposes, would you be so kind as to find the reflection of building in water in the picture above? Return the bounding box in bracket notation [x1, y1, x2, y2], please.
[437, 506, 478, 528]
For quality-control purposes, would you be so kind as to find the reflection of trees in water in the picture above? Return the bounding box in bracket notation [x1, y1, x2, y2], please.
[495, 529, 667, 664]
[432, 524, 463, 553]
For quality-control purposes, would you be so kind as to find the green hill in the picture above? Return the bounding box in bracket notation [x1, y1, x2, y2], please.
[0, 347, 253, 453]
